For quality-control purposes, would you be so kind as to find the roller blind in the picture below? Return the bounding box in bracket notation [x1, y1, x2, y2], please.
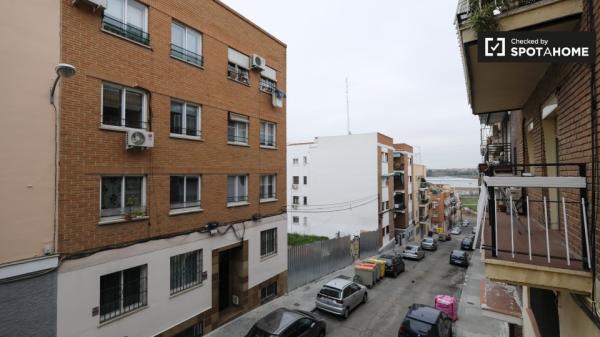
[261, 66, 277, 81]
[228, 48, 249, 68]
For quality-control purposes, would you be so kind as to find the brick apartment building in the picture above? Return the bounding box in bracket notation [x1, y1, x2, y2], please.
[413, 164, 431, 240]
[392, 143, 417, 243]
[286, 133, 396, 248]
[456, 0, 600, 336]
[1, 1, 288, 336]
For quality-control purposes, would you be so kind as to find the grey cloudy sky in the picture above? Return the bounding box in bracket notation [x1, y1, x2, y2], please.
[223, 0, 481, 169]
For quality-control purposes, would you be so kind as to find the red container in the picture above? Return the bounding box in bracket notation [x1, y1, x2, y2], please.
[434, 294, 458, 321]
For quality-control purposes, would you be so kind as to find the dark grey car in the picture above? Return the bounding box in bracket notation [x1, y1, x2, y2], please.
[246, 308, 326, 337]
[379, 253, 405, 277]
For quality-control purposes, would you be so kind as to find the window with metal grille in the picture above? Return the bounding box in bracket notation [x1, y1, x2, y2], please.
[260, 175, 276, 200]
[100, 176, 146, 220]
[102, 82, 148, 129]
[170, 176, 201, 210]
[260, 228, 277, 257]
[174, 322, 203, 337]
[171, 101, 201, 138]
[260, 121, 277, 147]
[99, 265, 147, 322]
[227, 175, 248, 204]
[227, 113, 249, 144]
[292, 176, 299, 185]
[171, 21, 203, 67]
[170, 250, 202, 295]
[102, 0, 149, 46]
[259, 77, 277, 93]
[260, 282, 277, 303]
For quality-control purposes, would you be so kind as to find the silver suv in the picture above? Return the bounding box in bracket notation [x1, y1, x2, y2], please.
[316, 277, 368, 319]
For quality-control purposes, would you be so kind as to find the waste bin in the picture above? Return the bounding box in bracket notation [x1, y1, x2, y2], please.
[360, 262, 380, 281]
[353, 264, 376, 288]
[434, 294, 458, 321]
[367, 258, 386, 279]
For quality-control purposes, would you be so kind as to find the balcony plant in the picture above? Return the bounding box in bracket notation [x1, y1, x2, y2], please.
[467, 0, 501, 35]
[125, 195, 145, 220]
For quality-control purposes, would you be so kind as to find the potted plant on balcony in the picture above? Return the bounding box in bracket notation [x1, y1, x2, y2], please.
[125, 195, 145, 220]
[467, 0, 501, 35]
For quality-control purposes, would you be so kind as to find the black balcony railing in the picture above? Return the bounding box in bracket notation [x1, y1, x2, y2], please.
[102, 117, 149, 130]
[228, 134, 248, 144]
[102, 15, 150, 46]
[227, 65, 249, 85]
[260, 77, 277, 93]
[227, 195, 248, 203]
[260, 137, 276, 147]
[485, 143, 512, 164]
[171, 126, 202, 138]
[456, 0, 544, 25]
[170, 44, 204, 67]
[170, 200, 202, 210]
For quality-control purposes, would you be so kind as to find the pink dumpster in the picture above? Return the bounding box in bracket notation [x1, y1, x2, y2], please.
[434, 294, 458, 321]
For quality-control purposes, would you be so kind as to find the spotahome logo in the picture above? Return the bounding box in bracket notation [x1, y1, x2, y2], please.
[478, 32, 595, 63]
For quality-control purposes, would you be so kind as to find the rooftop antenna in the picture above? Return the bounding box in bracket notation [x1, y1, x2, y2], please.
[346, 77, 351, 135]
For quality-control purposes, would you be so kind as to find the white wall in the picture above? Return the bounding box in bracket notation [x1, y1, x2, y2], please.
[57, 216, 287, 337]
[287, 134, 378, 238]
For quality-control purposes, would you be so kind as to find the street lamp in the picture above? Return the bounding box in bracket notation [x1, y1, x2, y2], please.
[50, 63, 76, 104]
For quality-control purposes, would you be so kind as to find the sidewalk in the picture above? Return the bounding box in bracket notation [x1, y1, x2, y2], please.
[205, 263, 356, 337]
[455, 251, 508, 337]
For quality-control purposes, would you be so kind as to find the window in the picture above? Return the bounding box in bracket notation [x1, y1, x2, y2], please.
[228, 113, 249, 145]
[259, 66, 277, 93]
[303, 156, 308, 165]
[303, 196, 307, 205]
[103, 0, 149, 45]
[292, 158, 299, 165]
[171, 101, 201, 138]
[260, 282, 277, 303]
[102, 83, 147, 129]
[227, 48, 249, 84]
[227, 175, 248, 204]
[100, 265, 147, 322]
[303, 176, 307, 185]
[170, 176, 201, 211]
[100, 176, 146, 221]
[382, 176, 388, 186]
[260, 228, 277, 257]
[171, 21, 203, 67]
[292, 196, 299, 205]
[260, 121, 277, 147]
[260, 175, 276, 200]
[385, 225, 390, 234]
[170, 250, 202, 295]
[382, 152, 388, 163]
[174, 322, 203, 337]
[292, 216, 299, 224]
[303, 217, 308, 226]
[292, 176, 299, 185]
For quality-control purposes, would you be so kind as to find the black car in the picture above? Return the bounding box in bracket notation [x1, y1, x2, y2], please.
[246, 308, 326, 337]
[449, 250, 470, 267]
[398, 304, 453, 337]
[461, 237, 474, 251]
[379, 253, 405, 277]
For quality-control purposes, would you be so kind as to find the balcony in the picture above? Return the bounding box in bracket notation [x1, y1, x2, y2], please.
[455, 0, 583, 115]
[102, 15, 150, 46]
[395, 213, 408, 229]
[478, 163, 593, 293]
[170, 44, 204, 67]
[393, 174, 405, 192]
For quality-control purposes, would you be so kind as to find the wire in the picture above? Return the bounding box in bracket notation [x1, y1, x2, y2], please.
[287, 196, 378, 213]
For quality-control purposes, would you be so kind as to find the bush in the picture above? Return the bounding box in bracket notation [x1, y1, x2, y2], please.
[288, 233, 329, 246]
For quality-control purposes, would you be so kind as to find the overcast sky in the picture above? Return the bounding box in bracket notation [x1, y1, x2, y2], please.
[223, 0, 481, 169]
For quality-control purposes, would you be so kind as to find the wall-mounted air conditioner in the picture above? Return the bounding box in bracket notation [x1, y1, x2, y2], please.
[126, 129, 154, 150]
[292, 184, 298, 190]
[251, 54, 266, 70]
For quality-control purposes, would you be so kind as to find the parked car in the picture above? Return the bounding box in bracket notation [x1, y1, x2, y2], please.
[461, 237, 474, 251]
[437, 233, 451, 242]
[379, 253, 405, 277]
[450, 227, 461, 235]
[449, 250, 470, 267]
[316, 277, 368, 319]
[402, 244, 425, 260]
[461, 220, 469, 227]
[246, 308, 326, 337]
[421, 237, 438, 251]
[398, 304, 453, 337]
[471, 227, 477, 235]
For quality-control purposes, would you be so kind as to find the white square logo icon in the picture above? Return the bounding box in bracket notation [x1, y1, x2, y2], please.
[484, 37, 506, 57]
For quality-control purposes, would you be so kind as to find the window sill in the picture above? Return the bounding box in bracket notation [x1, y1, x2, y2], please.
[99, 124, 147, 133]
[170, 133, 203, 142]
[98, 305, 148, 328]
[227, 201, 250, 208]
[98, 216, 149, 225]
[169, 207, 203, 216]
[101, 28, 152, 50]
[170, 55, 204, 70]
[260, 253, 278, 262]
[169, 282, 203, 299]
[260, 198, 278, 204]
[259, 88, 274, 95]
[260, 145, 278, 150]
[227, 141, 250, 147]
[227, 77, 251, 87]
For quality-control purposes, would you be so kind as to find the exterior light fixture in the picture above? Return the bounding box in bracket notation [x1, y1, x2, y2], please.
[50, 63, 77, 104]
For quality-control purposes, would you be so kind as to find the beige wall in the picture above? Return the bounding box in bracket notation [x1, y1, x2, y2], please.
[0, 1, 60, 263]
[557, 290, 600, 337]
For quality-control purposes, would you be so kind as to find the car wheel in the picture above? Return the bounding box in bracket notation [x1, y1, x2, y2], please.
[363, 293, 368, 304]
[319, 329, 326, 337]
[343, 307, 350, 319]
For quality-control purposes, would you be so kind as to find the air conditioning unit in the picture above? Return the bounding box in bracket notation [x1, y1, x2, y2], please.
[126, 129, 154, 150]
[251, 54, 266, 70]
[232, 295, 239, 306]
[292, 184, 298, 190]
[291, 204, 298, 210]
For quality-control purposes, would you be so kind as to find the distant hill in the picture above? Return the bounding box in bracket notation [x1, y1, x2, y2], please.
[427, 168, 478, 178]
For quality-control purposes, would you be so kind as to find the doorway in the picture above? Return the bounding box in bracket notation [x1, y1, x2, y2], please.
[216, 244, 244, 315]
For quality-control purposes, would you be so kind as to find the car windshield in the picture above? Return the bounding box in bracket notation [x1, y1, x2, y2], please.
[379, 255, 393, 262]
[463, 238, 472, 243]
[452, 250, 464, 257]
[424, 238, 433, 243]
[245, 326, 277, 337]
[319, 286, 341, 299]
[406, 245, 418, 251]
[403, 318, 433, 335]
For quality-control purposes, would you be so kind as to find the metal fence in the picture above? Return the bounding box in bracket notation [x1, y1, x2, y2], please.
[359, 230, 380, 259]
[287, 236, 353, 291]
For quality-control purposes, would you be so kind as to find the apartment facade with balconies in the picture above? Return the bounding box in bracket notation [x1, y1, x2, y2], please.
[392, 143, 417, 243]
[51, 1, 288, 336]
[456, 0, 599, 336]
[287, 133, 396, 248]
[413, 164, 431, 241]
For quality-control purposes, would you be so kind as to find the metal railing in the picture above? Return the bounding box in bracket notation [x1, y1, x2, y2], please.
[170, 126, 202, 137]
[227, 65, 249, 85]
[228, 134, 248, 144]
[485, 143, 512, 164]
[456, 0, 545, 25]
[227, 195, 248, 203]
[259, 77, 277, 93]
[260, 192, 276, 200]
[170, 200, 201, 210]
[481, 163, 591, 271]
[170, 44, 204, 67]
[102, 15, 150, 45]
[260, 137, 276, 147]
[102, 117, 149, 130]
[100, 268, 147, 323]
[101, 206, 147, 219]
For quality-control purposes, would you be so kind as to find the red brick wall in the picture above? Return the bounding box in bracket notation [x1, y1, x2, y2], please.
[58, 0, 286, 253]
